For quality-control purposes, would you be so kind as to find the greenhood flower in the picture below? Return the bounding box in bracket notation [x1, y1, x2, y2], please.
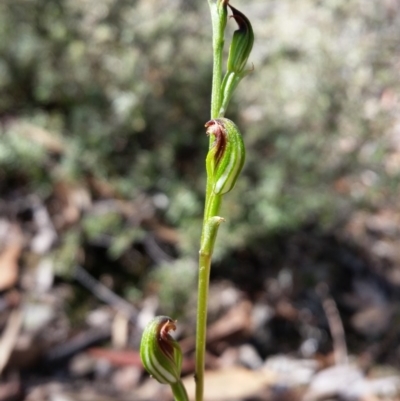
[218, 5, 254, 115]
[226, 4, 254, 75]
[140, 316, 183, 384]
[206, 118, 245, 195]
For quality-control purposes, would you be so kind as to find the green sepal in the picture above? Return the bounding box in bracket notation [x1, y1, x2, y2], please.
[205, 118, 245, 195]
[140, 316, 183, 384]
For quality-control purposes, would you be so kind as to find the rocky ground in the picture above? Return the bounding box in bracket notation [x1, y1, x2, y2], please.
[1, 188, 400, 401]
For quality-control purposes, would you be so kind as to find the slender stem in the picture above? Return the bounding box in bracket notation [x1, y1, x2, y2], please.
[195, 250, 211, 401]
[171, 380, 190, 401]
[195, 172, 222, 401]
[203, 191, 222, 232]
[208, 0, 225, 120]
[196, 216, 223, 401]
[195, 3, 226, 401]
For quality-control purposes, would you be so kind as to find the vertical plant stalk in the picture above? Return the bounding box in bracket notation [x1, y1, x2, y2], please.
[208, 0, 226, 121]
[195, 2, 227, 397]
[196, 215, 223, 401]
[195, 3, 251, 401]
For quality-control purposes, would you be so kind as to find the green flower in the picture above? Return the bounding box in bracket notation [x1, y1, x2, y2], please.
[226, 4, 254, 75]
[206, 118, 245, 195]
[140, 316, 183, 384]
[219, 4, 254, 115]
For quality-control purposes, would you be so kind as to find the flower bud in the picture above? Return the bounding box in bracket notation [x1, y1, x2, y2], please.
[226, 5, 254, 74]
[219, 5, 254, 115]
[206, 118, 245, 195]
[140, 316, 183, 384]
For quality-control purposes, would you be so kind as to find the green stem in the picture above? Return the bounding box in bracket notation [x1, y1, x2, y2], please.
[171, 380, 190, 401]
[195, 3, 227, 401]
[208, 0, 225, 120]
[196, 215, 224, 401]
[195, 249, 211, 401]
[205, 193, 222, 223]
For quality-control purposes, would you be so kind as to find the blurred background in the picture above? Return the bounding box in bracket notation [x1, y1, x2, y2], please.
[1, 0, 400, 400]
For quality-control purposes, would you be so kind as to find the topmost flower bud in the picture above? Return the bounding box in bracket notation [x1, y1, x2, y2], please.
[226, 4, 254, 74]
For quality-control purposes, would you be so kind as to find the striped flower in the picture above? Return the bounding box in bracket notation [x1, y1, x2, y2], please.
[206, 118, 245, 195]
[140, 316, 183, 384]
[226, 4, 254, 75]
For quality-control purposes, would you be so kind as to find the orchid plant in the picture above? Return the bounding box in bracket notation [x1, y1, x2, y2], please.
[140, 1, 254, 400]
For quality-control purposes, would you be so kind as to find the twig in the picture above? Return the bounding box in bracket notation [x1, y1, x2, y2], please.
[0, 308, 23, 375]
[73, 265, 137, 324]
[44, 326, 111, 363]
[316, 283, 348, 365]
